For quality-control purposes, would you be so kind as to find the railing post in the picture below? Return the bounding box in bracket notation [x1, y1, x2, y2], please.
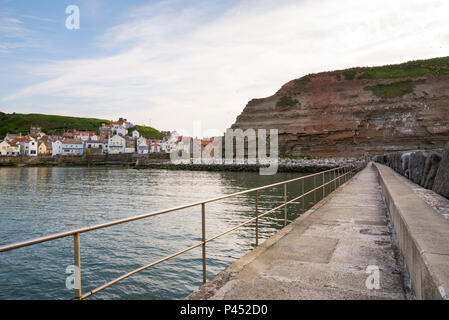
[322, 172, 325, 199]
[334, 169, 336, 191]
[302, 178, 305, 213]
[336, 168, 339, 187]
[74, 232, 82, 300]
[201, 203, 206, 284]
[255, 190, 259, 246]
[284, 183, 287, 226]
[314, 175, 316, 203]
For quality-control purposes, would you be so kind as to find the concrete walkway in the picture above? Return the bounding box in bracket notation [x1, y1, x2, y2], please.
[189, 163, 409, 300]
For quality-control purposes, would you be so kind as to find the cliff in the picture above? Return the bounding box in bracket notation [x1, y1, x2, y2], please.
[231, 57, 449, 157]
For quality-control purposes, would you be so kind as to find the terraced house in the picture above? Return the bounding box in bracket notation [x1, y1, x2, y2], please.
[107, 135, 126, 154]
[0, 140, 20, 156]
[38, 141, 52, 155]
[61, 139, 84, 156]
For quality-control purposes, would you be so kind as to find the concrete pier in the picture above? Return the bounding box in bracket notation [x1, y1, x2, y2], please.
[189, 163, 411, 299]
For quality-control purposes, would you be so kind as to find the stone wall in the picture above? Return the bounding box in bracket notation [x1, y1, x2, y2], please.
[373, 143, 449, 199]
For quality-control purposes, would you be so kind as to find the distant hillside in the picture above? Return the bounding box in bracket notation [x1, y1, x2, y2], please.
[127, 125, 164, 139]
[0, 112, 165, 140]
[0, 112, 112, 138]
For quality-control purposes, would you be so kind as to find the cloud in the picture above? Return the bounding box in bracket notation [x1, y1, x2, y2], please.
[3, 0, 449, 134]
[0, 13, 43, 52]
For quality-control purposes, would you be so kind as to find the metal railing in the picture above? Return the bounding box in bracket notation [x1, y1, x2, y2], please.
[0, 163, 364, 299]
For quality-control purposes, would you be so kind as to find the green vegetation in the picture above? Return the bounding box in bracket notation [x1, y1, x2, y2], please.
[296, 56, 449, 83]
[280, 154, 313, 160]
[276, 96, 299, 108]
[0, 112, 110, 138]
[343, 69, 357, 80]
[0, 112, 164, 140]
[127, 125, 163, 139]
[357, 57, 449, 79]
[294, 75, 311, 85]
[364, 79, 425, 98]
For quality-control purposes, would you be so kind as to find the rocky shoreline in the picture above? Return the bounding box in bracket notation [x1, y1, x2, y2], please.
[0, 154, 366, 173]
[373, 143, 449, 199]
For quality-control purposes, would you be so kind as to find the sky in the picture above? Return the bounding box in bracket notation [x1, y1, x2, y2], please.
[1, 0, 449, 136]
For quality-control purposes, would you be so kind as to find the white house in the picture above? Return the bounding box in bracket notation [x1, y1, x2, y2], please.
[137, 140, 148, 154]
[161, 131, 179, 152]
[150, 142, 161, 153]
[107, 135, 126, 154]
[52, 140, 63, 156]
[132, 130, 140, 139]
[84, 137, 107, 153]
[137, 136, 147, 145]
[20, 138, 38, 156]
[115, 126, 128, 136]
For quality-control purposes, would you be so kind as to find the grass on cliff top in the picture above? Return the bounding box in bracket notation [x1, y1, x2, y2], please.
[0, 112, 110, 139]
[364, 79, 425, 98]
[127, 125, 164, 139]
[356, 57, 449, 79]
[299, 56, 449, 83]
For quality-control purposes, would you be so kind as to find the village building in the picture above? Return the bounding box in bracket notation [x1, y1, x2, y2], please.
[77, 131, 96, 141]
[115, 126, 128, 136]
[18, 137, 38, 156]
[150, 142, 161, 153]
[160, 131, 180, 152]
[61, 139, 84, 156]
[137, 140, 149, 154]
[136, 136, 147, 145]
[84, 136, 107, 152]
[0, 140, 9, 156]
[0, 140, 20, 156]
[38, 141, 52, 155]
[124, 137, 136, 153]
[99, 124, 113, 137]
[52, 140, 63, 156]
[4, 132, 22, 142]
[30, 126, 42, 135]
[107, 135, 126, 154]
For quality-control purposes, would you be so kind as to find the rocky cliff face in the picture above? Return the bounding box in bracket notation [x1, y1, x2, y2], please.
[231, 57, 449, 157]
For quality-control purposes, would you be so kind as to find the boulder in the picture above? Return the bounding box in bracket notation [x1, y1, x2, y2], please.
[432, 143, 449, 199]
[421, 151, 442, 189]
[385, 153, 394, 168]
[408, 151, 430, 185]
[392, 152, 404, 175]
[401, 152, 411, 172]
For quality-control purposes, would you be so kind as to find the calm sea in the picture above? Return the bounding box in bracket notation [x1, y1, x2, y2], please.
[0, 167, 325, 300]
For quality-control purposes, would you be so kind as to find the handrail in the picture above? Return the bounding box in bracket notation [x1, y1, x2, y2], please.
[0, 163, 365, 299]
[0, 165, 349, 252]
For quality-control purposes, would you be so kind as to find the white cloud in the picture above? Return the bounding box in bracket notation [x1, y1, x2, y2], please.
[0, 13, 43, 52]
[3, 0, 449, 134]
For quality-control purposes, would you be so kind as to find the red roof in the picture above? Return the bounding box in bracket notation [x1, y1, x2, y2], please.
[62, 139, 83, 144]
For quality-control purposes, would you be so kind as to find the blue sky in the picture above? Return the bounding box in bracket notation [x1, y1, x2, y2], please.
[1, 0, 449, 135]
